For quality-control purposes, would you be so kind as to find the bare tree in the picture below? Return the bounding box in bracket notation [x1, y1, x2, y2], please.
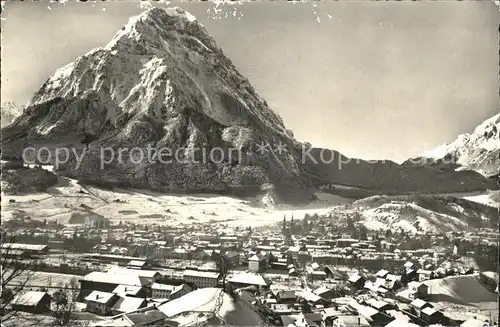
[52, 287, 77, 326]
[68, 277, 80, 302]
[212, 252, 228, 291]
[0, 234, 37, 324]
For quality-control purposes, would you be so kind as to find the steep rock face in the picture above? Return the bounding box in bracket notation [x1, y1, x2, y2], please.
[1, 7, 313, 203]
[404, 113, 500, 178]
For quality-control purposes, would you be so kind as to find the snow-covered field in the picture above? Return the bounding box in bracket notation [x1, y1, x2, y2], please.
[463, 190, 500, 208]
[424, 274, 499, 322]
[424, 274, 497, 304]
[2, 165, 495, 231]
[1, 171, 348, 228]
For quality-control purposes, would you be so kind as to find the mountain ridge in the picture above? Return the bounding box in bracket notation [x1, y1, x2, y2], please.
[300, 146, 495, 196]
[403, 113, 500, 178]
[352, 195, 498, 233]
[350, 194, 498, 234]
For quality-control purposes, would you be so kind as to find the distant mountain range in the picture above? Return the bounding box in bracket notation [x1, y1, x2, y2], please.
[1, 7, 496, 204]
[1, 102, 23, 127]
[404, 113, 500, 179]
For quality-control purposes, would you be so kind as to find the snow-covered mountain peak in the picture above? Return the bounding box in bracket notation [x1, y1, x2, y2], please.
[2, 6, 311, 203]
[26, 6, 289, 136]
[410, 112, 500, 177]
[421, 133, 470, 159]
[106, 7, 197, 51]
[106, 7, 210, 55]
[1, 102, 24, 127]
[465, 113, 500, 153]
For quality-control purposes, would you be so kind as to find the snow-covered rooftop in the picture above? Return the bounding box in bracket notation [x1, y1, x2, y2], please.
[157, 287, 264, 326]
[128, 260, 147, 267]
[12, 291, 48, 306]
[108, 267, 160, 279]
[357, 305, 379, 318]
[1, 243, 48, 251]
[183, 269, 220, 279]
[227, 272, 271, 286]
[385, 320, 419, 327]
[112, 296, 147, 313]
[83, 272, 149, 287]
[112, 284, 143, 296]
[85, 291, 116, 304]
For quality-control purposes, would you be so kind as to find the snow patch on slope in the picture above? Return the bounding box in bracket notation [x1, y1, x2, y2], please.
[464, 190, 500, 208]
[361, 201, 470, 234]
[422, 133, 470, 160]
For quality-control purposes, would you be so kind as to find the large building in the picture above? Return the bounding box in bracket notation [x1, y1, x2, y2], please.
[1, 243, 49, 260]
[151, 283, 192, 299]
[84, 291, 119, 316]
[107, 267, 161, 284]
[248, 254, 266, 273]
[79, 272, 150, 300]
[151, 283, 176, 299]
[183, 270, 220, 288]
[227, 272, 272, 291]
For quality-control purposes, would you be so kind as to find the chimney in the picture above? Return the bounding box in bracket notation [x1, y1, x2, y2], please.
[96, 295, 100, 300]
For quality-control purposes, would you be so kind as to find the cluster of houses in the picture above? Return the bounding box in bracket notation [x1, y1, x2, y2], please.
[10, 251, 495, 327]
[5, 217, 498, 275]
[3, 217, 499, 326]
[248, 257, 496, 327]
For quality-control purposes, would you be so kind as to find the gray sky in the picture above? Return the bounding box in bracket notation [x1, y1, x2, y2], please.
[1, 1, 498, 162]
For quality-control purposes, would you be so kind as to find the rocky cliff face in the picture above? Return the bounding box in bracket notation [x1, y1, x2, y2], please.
[1, 7, 313, 203]
[404, 113, 500, 178]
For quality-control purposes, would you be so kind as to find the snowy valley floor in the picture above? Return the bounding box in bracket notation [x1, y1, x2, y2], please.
[1, 168, 498, 232]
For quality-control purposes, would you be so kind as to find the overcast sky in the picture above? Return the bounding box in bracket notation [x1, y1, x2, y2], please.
[1, 1, 498, 162]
